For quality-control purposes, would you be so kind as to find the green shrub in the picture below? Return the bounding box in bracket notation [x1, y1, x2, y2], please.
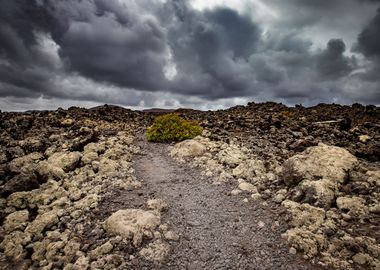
[146, 114, 202, 143]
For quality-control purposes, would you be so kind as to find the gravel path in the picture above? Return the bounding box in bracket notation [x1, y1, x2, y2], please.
[126, 136, 325, 270]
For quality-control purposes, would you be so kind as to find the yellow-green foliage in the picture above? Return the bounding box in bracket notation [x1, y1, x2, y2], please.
[146, 114, 202, 143]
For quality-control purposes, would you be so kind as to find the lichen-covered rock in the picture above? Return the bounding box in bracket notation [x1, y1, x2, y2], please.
[282, 200, 326, 231]
[169, 139, 206, 159]
[147, 199, 168, 212]
[48, 151, 82, 173]
[238, 182, 258, 193]
[104, 209, 161, 247]
[0, 231, 31, 261]
[282, 143, 357, 186]
[139, 240, 170, 262]
[89, 242, 113, 259]
[7, 152, 44, 174]
[3, 210, 29, 232]
[217, 146, 246, 167]
[282, 143, 358, 208]
[25, 209, 61, 235]
[282, 228, 327, 258]
[336, 196, 367, 217]
[232, 159, 266, 180]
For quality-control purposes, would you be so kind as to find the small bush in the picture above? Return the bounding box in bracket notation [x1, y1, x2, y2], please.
[146, 114, 202, 143]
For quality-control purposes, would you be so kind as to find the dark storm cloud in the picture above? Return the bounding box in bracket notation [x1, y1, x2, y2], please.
[356, 8, 380, 57]
[0, 0, 380, 109]
[316, 39, 355, 80]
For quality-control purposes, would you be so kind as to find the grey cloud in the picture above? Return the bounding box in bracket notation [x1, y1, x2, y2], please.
[0, 0, 380, 109]
[356, 8, 380, 57]
[316, 39, 356, 80]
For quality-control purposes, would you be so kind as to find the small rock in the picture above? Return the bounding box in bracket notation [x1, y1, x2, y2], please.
[164, 231, 179, 241]
[289, 247, 297, 255]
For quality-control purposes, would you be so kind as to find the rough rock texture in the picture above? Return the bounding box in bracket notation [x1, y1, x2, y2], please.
[282, 143, 358, 208]
[104, 209, 161, 246]
[169, 139, 206, 159]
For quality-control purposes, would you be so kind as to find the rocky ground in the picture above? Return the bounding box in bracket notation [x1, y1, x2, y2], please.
[0, 102, 379, 269]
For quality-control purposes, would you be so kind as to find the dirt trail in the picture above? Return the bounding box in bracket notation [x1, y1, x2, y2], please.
[123, 136, 323, 270]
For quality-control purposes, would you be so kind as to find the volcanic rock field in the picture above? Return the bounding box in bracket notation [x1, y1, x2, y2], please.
[0, 102, 379, 270]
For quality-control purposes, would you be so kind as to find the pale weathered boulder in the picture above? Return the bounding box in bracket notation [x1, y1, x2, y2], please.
[238, 182, 258, 193]
[170, 140, 206, 159]
[25, 209, 61, 235]
[217, 146, 246, 167]
[139, 240, 170, 262]
[7, 152, 44, 174]
[232, 159, 266, 180]
[282, 200, 326, 231]
[282, 228, 327, 257]
[147, 199, 168, 212]
[336, 196, 367, 217]
[104, 209, 161, 246]
[283, 143, 357, 185]
[282, 143, 357, 208]
[3, 210, 29, 232]
[48, 151, 82, 172]
[299, 178, 337, 209]
[0, 231, 31, 261]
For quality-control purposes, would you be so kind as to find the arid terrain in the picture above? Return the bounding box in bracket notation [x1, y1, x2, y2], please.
[0, 102, 379, 270]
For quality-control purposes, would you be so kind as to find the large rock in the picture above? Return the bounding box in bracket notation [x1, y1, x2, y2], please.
[104, 209, 160, 247]
[282, 143, 357, 208]
[3, 210, 29, 232]
[7, 153, 44, 174]
[139, 240, 170, 262]
[48, 151, 82, 173]
[217, 146, 246, 167]
[232, 159, 266, 180]
[336, 196, 367, 217]
[25, 209, 61, 235]
[282, 200, 326, 231]
[1, 173, 40, 196]
[170, 140, 206, 159]
[0, 231, 31, 261]
[282, 143, 357, 185]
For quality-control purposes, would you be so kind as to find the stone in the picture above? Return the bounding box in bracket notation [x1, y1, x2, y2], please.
[336, 196, 367, 217]
[0, 231, 31, 261]
[61, 119, 74, 126]
[104, 209, 160, 247]
[164, 231, 179, 241]
[170, 140, 206, 159]
[282, 143, 357, 208]
[352, 253, 369, 265]
[358, 135, 371, 143]
[238, 182, 258, 193]
[231, 189, 242, 195]
[7, 152, 43, 174]
[25, 209, 60, 235]
[3, 210, 29, 232]
[139, 240, 170, 262]
[232, 159, 266, 179]
[282, 200, 326, 231]
[90, 242, 113, 258]
[282, 228, 327, 257]
[217, 146, 246, 167]
[1, 173, 40, 196]
[48, 151, 82, 172]
[147, 199, 168, 212]
[282, 143, 357, 186]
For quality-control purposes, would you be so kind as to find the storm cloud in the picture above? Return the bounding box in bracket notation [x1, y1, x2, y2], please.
[0, 0, 379, 110]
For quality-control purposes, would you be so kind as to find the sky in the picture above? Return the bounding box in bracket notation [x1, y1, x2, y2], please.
[0, 0, 379, 111]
